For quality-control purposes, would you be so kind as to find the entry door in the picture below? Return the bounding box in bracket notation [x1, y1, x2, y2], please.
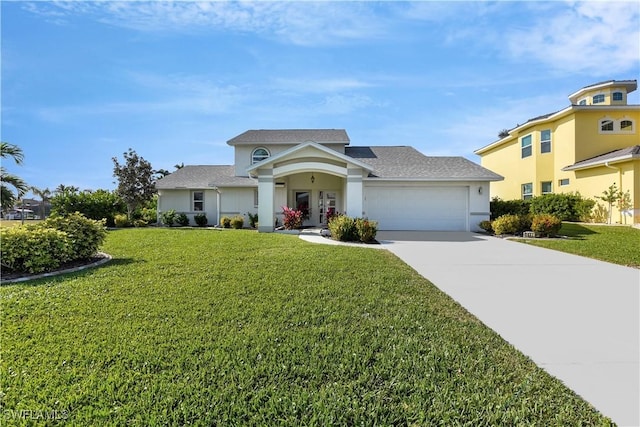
[318, 191, 337, 225]
[295, 191, 312, 226]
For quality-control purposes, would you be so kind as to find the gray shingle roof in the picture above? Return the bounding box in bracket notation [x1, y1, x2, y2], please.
[155, 165, 256, 189]
[562, 145, 640, 171]
[227, 129, 350, 145]
[346, 146, 503, 180]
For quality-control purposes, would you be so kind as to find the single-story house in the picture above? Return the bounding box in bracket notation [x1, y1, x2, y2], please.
[155, 129, 503, 232]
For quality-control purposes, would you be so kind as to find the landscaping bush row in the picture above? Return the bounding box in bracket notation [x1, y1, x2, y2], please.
[480, 213, 562, 237]
[328, 215, 378, 243]
[0, 212, 107, 274]
[491, 193, 594, 222]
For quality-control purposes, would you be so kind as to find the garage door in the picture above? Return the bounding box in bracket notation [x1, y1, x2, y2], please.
[364, 186, 469, 231]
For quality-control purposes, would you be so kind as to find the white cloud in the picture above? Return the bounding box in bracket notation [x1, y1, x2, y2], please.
[23, 1, 386, 46]
[273, 77, 375, 94]
[505, 1, 640, 75]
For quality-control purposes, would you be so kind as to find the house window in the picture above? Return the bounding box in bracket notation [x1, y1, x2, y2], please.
[600, 119, 614, 132]
[621, 120, 633, 131]
[252, 147, 270, 164]
[559, 178, 570, 186]
[612, 92, 623, 101]
[254, 189, 258, 207]
[522, 183, 533, 200]
[541, 181, 553, 194]
[540, 129, 551, 153]
[193, 191, 204, 211]
[593, 94, 605, 104]
[578, 99, 587, 106]
[521, 135, 532, 158]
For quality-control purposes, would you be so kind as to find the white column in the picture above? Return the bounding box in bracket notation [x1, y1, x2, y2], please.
[257, 169, 275, 232]
[345, 168, 363, 218]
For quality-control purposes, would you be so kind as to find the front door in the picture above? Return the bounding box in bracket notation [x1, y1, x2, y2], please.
[295, 191, 312, 226]
[318, 191, 337, 225]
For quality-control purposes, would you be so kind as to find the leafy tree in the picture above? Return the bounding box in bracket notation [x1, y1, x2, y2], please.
[498, 129, 510, 139]
[31, 186, 52, 219]
[112, 149, 156, 220]
[596, 183, 619, 224]
[616, 190, 632, 225]
[0, 142, 29, 210]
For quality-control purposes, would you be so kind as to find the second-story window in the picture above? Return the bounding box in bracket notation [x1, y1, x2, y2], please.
[621, 120, 634, 131]
[521, 135, 532, 158]
[612, 92, 623, 101]
[252, 147, 270, 164]
[540, 130, 551, 153]
[593, 94, 605, 104]
[600, 119, 614, 132]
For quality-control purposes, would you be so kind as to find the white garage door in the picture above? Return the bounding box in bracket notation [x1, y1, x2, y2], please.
[364, 186, 469, 231]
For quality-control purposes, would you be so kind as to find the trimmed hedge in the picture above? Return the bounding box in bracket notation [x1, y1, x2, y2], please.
[1, 212, 106, 275]
[0, 227, 73, 274]
[41, 212, 107, 260]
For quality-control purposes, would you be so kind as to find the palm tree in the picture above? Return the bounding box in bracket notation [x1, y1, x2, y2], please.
[54, 184, 79, 195]
[31, 186, 52, 219]
[0, 142, 29, 211]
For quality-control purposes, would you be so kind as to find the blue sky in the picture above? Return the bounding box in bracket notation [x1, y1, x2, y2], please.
[2, 1, 639, 196]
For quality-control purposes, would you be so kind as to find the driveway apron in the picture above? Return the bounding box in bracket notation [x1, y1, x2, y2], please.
[378, 231, 639, 427]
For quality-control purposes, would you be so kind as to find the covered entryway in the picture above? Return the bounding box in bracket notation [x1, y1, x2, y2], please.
[364, 186, 469, 231]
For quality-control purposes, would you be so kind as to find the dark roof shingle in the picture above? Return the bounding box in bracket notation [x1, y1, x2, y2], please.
[346, 146, 503, 180]
[228, 129, 350, 145]
[155, 165, 256, 189]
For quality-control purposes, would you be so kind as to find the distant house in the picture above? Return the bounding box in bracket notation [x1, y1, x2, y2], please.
[475, 80, 639, 224]
[156, 129, 502, 232]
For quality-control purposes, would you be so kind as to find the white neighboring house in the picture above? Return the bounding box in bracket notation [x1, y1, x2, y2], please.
[155, 129, 503, 232]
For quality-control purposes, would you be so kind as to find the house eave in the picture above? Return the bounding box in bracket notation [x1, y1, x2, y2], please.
[474, 104, 640, 155]
[562, 155, 639, 171]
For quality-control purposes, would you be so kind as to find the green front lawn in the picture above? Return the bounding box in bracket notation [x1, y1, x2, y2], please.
[522, 223, 640, 268]
[1, 229, 611, 425]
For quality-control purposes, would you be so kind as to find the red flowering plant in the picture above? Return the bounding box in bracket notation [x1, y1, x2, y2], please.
[282, 206, 304, 230]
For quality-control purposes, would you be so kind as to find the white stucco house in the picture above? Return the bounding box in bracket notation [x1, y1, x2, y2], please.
[155, 129, 503, 232]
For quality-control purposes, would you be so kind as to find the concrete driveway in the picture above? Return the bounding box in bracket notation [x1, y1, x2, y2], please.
[377, 231, 639, 427]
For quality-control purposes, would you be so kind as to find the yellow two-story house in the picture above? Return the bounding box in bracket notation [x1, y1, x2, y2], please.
[475, 79, 640, 224]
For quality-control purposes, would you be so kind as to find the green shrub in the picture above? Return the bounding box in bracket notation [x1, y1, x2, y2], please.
[576, 198, 596, 222]
[530, 193, 594, 222]
[194, 213, 208, 227]
[0, 226, 73, 274]
[175, 213, 189, 227]
[230, 215, 244, 229]
[492, 214, 522, 235]
[328, 215, 358, 242]
[531, 214, 562, 237]
[114, 214, 129, 228]
[479, 220, 493, 233]
[41, 212, 107, 260]
[161, 210, 176, 227]
[247, 212, 258, 228]
[490, 197, 531, 220]
[139, 207, 157, 224]
[133, 219, 148, 227]
[50, 188, 126, 227]
[355, 218, 378, 242]
[220, 216, 231, 228]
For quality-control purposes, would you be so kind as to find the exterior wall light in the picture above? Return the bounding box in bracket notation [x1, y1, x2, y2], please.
[311, 174, 315, 184]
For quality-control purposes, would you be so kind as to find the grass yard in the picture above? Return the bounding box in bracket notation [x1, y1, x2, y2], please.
[1, 228, 612, 425]
[522, 222, 640, 268]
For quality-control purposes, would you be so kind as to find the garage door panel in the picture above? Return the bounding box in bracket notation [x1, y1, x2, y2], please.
[364, 186, 468, 231]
